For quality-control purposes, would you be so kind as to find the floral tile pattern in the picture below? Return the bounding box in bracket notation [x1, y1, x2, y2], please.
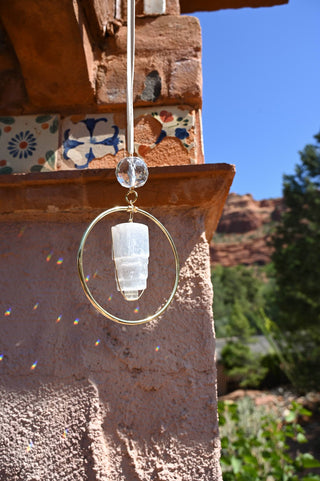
[59, 114, 126, 170]
[0, 115, 59, 174]
[59, 107, 195, 170]
[135, 106, 195, 161]
[0, 107, 196, 174]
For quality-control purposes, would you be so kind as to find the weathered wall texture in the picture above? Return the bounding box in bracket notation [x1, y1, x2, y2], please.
[0, 0, 283, 477]
[0, 208, 221, 480]
[0, 1, 202, 114]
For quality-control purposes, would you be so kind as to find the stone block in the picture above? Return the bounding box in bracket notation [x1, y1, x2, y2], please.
[169, 58, 202, 102]
[107, 16, 201, 55]
[164, 0, 181, 14]
[0, 114, 59, 174]
[0, 0, 95, 109]
[97, 16, 202, 108]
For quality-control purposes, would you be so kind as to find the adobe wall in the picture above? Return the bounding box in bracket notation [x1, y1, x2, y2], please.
[0, 212, 217, 480]
[0, 165, 234, 480]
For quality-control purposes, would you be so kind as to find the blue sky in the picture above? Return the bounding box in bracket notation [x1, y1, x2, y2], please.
[193, 0, 320, 200]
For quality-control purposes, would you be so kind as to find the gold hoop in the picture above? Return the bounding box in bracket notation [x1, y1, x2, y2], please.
[77, 206, 180, 325]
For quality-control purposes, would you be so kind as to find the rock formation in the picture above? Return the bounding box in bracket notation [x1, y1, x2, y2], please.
[210, 193, 284, 267]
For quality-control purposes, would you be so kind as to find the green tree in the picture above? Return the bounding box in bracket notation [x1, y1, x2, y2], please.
[271, 132, 320, 391]
[212, 264, 265, 337]
[272, 132, 320, 329]
[212, 266, 269, 387]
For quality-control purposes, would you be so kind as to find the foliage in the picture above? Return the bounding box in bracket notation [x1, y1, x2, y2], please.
[270, 131, 320, 392]
[212, 265, 267, 337]
[221, 340, 267, 388]
[259, 352, 290, 389]
[271, 132, 320, 331]
[213, 264, 276, 388]
[219, 397, 320, 481]
[256, 310, 320, 393]
[213, 132, 320, 392]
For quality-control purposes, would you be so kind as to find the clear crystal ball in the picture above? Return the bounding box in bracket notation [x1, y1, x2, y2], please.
[115, 156, 149, 188]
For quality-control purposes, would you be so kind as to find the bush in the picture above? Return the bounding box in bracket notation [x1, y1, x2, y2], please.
[221, 340, 267, 388]
[256, 310, 320, 393]
[219, 397, 320, 481]
[212, 265, 266, 338]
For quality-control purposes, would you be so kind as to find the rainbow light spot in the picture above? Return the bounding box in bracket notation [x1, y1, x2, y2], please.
[155, 345, 160, 352]
[85, 275, 90, 283]
[4, 308, 11, 316]
[62, 428, 69, 438]
[74, 318, 79, 325]
[107, 295, 112, 301]
[46, 251, 53, 262]
[134, 307, 139, 313]
[56, 315, 62, 323]
[95, 339, 100, 346]
[56, 258, 63, 265]
[33, 303, 39, 310]
[26, 441, 34, 452]
[0, 354, 3, 361]
[30, 361, 38, 370]
[18, 226, 26, 238]
[93, 271, 98, 278]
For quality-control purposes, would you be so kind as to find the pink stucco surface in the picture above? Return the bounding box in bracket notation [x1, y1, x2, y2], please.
[0, 206, 221, 480]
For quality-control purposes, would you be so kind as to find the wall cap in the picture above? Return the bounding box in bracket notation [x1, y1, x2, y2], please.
[0, 163, 235, 240]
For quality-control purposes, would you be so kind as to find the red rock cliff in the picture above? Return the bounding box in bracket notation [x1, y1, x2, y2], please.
[210, 193, 284, 267]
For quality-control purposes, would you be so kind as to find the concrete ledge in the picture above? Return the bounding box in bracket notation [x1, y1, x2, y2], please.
[0, 163, 235, 239]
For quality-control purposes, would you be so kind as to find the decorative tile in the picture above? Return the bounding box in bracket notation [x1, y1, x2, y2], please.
[0, 115, 59, 174]
[59, 114, 126, 170]
[134, 106, 196, 163]
[58, 107, 195, 171]
[0, 107, 196, 174]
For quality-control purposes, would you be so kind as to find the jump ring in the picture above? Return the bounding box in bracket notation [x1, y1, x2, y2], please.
[126, 189, 138, 205]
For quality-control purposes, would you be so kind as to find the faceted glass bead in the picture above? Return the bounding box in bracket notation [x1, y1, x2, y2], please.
[115, 156, 149, 189]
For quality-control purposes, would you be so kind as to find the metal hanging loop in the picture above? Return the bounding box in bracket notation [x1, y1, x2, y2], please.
[77, 206, 180, 325]
[126, 188, 138, 205]
[126, 188, 138, 221]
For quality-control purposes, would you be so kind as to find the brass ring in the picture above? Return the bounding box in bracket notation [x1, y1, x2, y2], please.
[125, 189, 138, 205]
[77, 206, 180, 325]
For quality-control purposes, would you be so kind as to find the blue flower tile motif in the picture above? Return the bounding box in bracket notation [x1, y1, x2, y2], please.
[63, 129, 84, 161]
[60, 114, 125, 170]
[0, 115, 59, 174]
[8, 131, 37, 159]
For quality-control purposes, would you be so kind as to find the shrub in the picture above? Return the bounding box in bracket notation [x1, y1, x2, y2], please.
[221, 340, 267, 388]
[219, 397, 320, 481]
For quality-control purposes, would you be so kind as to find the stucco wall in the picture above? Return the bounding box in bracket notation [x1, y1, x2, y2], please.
[0, 205, 221, 480]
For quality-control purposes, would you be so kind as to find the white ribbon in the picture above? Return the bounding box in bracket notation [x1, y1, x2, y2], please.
[127, 0, 135, 155]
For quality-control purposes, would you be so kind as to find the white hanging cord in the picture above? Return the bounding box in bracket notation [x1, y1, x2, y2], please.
[127, 0, 135, 156]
